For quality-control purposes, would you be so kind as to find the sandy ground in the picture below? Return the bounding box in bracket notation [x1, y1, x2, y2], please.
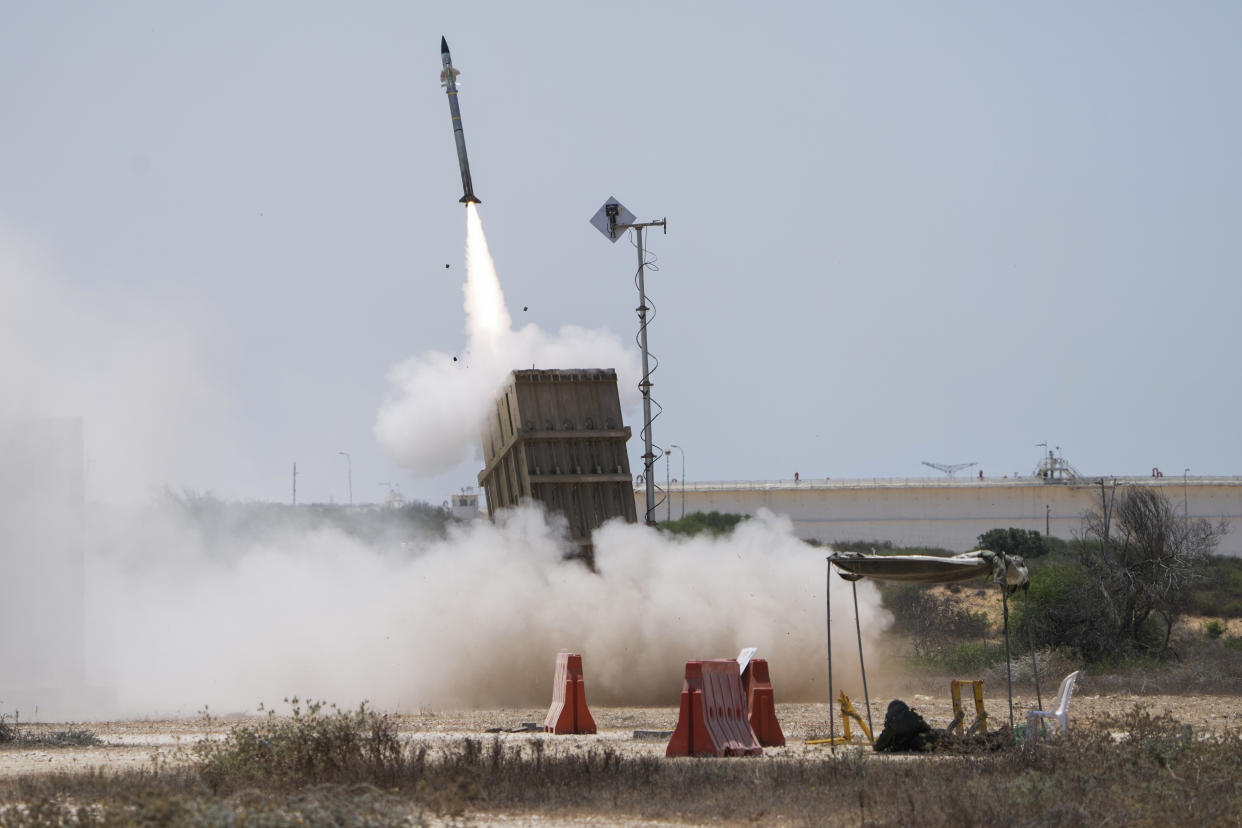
[3, 693, 1240, 779]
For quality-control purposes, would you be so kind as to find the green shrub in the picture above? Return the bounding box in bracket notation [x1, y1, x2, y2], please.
[1204, 619, 1227, 639]
[977, 527, 1051, 559]
[1015, 554, 1117, 662]
[657, 511, 748, 537]
[833, 539, 955, 556]
[1180, 555, 1242, 621]
[932, 642, 1005, 674]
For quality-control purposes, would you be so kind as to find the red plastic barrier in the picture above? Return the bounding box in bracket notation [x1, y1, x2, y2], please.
[544, 652, 597, 734]
[741, 658, 786, 747]
[666, 660, 762, 757]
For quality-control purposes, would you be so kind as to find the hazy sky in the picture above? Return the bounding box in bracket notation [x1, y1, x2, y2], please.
[3, 2, 1240, 506]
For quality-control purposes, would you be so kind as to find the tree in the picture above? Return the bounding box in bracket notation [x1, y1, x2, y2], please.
[657, 511, 749, 537]
[1080, 484, 1227, 653]
[977, 527, 1049, 559]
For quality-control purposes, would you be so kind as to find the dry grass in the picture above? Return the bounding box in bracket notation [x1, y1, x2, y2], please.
[1, 704, 1240, 826]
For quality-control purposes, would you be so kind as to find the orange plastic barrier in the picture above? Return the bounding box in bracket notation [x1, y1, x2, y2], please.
[544, 652, 597, 734]
[741, 658, 786, 747]
[666, 660, 763, 757]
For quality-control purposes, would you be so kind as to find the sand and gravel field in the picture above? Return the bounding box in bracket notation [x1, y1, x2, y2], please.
[4, 694, 1240, 778]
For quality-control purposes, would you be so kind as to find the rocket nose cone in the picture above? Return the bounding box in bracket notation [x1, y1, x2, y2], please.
[441, 36, 449, 54]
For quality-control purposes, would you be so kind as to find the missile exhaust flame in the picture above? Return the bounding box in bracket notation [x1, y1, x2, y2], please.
[464, 203, 510, 352]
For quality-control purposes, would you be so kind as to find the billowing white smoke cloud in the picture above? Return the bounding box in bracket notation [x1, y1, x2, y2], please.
[87, 506, 889, 714]
[0, 220, 893, 719]
[375, 205, 639, 476]
[0, 224, 238, 501]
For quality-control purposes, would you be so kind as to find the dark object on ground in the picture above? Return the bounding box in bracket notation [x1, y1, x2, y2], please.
[485, 722, 540, 733]
[874, 700, 939, 752]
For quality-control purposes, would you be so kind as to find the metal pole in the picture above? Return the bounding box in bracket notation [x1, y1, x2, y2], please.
[635, 226, 656, 525]
[1025, 589, 1043, 712]
[1002, 589, 1014, 732]
[292, 462, 298, 506]
[339, 451, 353, 506]
[1184, 468, 1190, 517]
[668, 444, 684, 519]
[665, 448, 671, 521]
[826, 559, 835, 748]
[851, 580, 875, 739]
[678, 446, 685, 518]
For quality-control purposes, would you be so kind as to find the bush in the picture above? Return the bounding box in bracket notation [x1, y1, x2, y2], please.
[881, 583, 992, 664]
[195, 699, 404, 791]
[1183, 555, 1242, 619]
[656, 511, 748, 537]
[0, 714, 98, 747]
[1204, 619, 1227, 639]
[931, 642, 1006, 674]
[832, 539, 956, 556]
[1014, 554, 1117, 661]
[977, 527, 1051, 559]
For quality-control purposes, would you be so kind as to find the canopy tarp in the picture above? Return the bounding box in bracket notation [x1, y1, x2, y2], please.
[823, 548, 1034, 744]
[828, 549, 1029, 591]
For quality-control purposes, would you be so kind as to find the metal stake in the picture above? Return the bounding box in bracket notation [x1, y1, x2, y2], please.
[826, 559, 835, 749]
[852, 580, 875, 738]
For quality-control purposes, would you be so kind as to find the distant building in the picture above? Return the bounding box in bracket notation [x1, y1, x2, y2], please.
[450, 488, 481, 521]
[0, 417, 85, 706]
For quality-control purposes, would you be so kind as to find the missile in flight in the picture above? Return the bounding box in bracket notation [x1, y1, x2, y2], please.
[440, 36, 481, 205]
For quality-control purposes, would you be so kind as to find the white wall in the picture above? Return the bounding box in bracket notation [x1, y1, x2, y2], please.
[639, 478, 1242, 556]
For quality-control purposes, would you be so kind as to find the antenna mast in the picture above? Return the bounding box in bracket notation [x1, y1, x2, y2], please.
[591, 197, 668, 525]
[921, 461, 978, 477]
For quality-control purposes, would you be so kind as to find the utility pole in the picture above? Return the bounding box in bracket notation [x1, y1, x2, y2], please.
[339, 451, 353, 506]
[292, 462, 299, 507]
[664, 448, 672, 520]
[669, 444, 685, 519]
[1184, 468, 1190, 517]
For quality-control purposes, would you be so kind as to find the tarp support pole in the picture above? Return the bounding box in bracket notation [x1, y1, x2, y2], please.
[1002, 588, 1015, 731]
[851, 579, 875, 738]
[825, 559, 835, 748]
[1025, 589, 1043, 712]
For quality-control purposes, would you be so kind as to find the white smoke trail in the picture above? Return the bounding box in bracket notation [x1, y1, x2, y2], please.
[375, 204, 638, 477]
[463, 203, 511, 354]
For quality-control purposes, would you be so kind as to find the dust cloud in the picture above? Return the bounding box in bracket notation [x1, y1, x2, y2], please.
[84, 504, 889, 714]
[0, 227, 239, 501]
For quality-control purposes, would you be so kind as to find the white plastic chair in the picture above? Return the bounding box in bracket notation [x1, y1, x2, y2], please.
[1026, 670, 1080, 739]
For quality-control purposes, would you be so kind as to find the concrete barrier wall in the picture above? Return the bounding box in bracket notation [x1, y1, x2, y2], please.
[637, 478, 1242, 556]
